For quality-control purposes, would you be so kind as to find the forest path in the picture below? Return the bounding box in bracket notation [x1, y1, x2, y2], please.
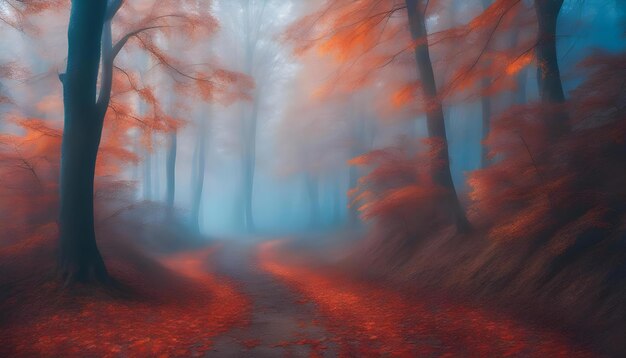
[207, 239, 335, 357]
[206, 238, 597, 358]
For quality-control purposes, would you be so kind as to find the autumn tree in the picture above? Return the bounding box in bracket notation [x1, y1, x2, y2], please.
[213, 0, 290, 232]
[405, 0, 471, 231]
[58, 0, 242, 282]
[287, 0, 487, 233]
[58, 0, 110, 282]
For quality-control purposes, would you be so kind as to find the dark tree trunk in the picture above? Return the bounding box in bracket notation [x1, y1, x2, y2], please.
[58, 0, 109, 283]
[166, 130, 177, 215]
[480, 0, 493, 168]
[534, 0, 568, 137]
[480, 77, 492, 168]
[405, 0, 471, 233]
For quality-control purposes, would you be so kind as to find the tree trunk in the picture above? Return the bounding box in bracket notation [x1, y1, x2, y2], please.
[243, 96, 259, 232]
[190, 120, 206, 234]
[166, 130, 177, 215]
[534, 0, 568, 137]
[143, 149, 152, 200]
[480, 0, 493, 168]
[58, 0, 109, 283]
[154, 141, 161, 200]
[480, 77, 492, 168]
[332, 176, 342, 226]
[348, 163, 359, 226]
[305, 173, 320, 228]
[406, 0, 471, 232]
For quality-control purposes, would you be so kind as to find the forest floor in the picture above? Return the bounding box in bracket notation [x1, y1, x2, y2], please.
[210, 238, 598, 358]
[0, 232, 601, 357]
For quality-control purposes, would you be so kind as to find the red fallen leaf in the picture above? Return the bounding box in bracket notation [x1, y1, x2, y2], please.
[3, 248, 252, 357]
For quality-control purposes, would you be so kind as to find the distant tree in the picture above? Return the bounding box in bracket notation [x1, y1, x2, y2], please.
[215, 0, 288, 232]
[286, 0, 538, 236]
[190, 107, 207, 233]
[166, 123, 177, 216]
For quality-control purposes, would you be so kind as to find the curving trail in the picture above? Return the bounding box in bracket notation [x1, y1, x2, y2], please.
[207, 240, 335, 357]
[252, 239, 596, 358]
[1, 238, 599, 357]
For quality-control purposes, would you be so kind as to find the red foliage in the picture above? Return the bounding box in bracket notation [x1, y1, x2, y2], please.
[469, 51, 626, 246]
[349, 138, 453, 255]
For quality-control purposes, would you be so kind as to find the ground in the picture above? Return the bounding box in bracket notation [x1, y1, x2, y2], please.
[0, 234, 599, 357]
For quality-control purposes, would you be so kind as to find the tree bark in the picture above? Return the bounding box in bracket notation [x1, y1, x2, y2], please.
[58, 0, 109, 283]
[534, 0, 568, 137]
[406, 0, 471, 232]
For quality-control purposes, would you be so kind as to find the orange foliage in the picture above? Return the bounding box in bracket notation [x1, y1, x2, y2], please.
[286, 0, 536, 109]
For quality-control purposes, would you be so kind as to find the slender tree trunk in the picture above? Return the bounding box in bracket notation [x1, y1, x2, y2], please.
[154, 142, 161, 201]
[332, 176, 342, 226]
[243, 96, 259, 232]
[166, 130, 177, 215]
[480, 77, 492, 168]
[58, 0, 109, 283]
[305, 173, 320, 228]
[190, 121, 206, 234]
[406, 0, 471, 232]
[480, 0, 493, 168]
[143, 149, 152, 200]
[132, 130, 140, 194]
[534, 0, 568, 137]
[348, 163, 359, 226]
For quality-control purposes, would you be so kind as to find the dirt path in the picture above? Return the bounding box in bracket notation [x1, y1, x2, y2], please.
[207, 240, 335, 357]
[206, 239, 596, 358]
